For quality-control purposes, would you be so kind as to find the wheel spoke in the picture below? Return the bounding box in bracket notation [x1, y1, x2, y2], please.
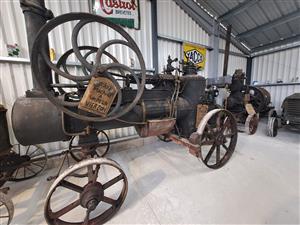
[102, 196, 116, 205]
[88, 165, 100, 183]
[201, 139, 215, 145]
[25, 166, 37, 175]
[216, 145, 220, 164]
[25, 145, 30, 155]
[51, 199, 80, 218]
[222, 144, 229, 151]
[59, 180, 84, 193]
[29, 147, 40, 157]
[83, 209, 91, 225]
[31, 162, 44, 169]
[14, 167, 20, 178]
[204, 143, 216, 164]
[102, 174, 124, 190]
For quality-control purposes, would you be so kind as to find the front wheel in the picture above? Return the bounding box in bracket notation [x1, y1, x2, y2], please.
[44, 158, 128, 225]
[267, 117, 278, 137]
[0, 192, 14, 225]
[245, 114, 259, 135]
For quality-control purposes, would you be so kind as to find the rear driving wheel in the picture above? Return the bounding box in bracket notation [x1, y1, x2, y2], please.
[193, 109, 238, 169]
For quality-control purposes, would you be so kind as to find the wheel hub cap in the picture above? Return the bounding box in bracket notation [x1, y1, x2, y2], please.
[80, 182, 104, 209]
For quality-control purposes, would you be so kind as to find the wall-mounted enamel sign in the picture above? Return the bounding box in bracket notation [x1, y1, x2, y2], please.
[91, 0, 140, 29]
[183, 42, 206, 71]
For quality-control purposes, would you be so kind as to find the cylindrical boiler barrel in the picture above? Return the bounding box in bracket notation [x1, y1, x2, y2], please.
[12, 97, 69, 146]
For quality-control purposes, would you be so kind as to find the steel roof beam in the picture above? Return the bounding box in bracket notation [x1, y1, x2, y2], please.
[173, 0, 251, 55]
[251, 34, 300, 53]
[218, 0, 260, 22]
[238, 10, 300, 39]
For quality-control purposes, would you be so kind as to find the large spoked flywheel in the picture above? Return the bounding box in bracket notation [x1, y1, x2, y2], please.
[31, 13, 146, 122]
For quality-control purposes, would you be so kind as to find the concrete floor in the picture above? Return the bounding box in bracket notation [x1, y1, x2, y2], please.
[3, 121, 300, 224]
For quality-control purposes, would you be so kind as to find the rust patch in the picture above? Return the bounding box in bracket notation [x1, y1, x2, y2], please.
[136, 118, 176, 137]
[196, 104, 208, 128]
[167, 134, 200, 157]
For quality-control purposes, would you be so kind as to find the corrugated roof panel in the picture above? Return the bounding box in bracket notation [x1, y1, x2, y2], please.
[229, 18, 248, 34]
[247, 4, 270, 26]
[262, 29, 280, 42]
[237, 11, 258, 32]
[275, 0, 299, 15]
[257, 0, 282, 21]
[288, 20, 300, 34]
[205, 0, 228, 15]
[275, 24, 294, 38]
[203, 0, 299, 51]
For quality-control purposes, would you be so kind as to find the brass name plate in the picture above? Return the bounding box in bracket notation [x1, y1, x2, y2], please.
[79, 77, 118, 117]
[245, 103, 256, 115]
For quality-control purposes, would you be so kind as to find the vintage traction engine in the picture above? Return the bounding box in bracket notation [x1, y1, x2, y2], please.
[1, 1, 238, 224]
[224, 69, 273, 135]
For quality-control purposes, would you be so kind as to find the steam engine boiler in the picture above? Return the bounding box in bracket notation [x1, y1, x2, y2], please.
[5, 1, 239, 224]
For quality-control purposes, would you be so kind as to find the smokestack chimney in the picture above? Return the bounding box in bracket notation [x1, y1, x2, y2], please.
[20, 0, 54, 96]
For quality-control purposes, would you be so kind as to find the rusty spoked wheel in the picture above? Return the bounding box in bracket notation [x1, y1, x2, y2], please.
[9, 145, 47, 181]
[45, 158, 128, 225]
[245, 114, 259, 135]
[0, 192, 14, 225]
[69, 131, 110, 162]
[194, 109, 238, 169]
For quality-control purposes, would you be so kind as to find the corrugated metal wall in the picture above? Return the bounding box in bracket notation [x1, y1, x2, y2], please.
[218, 38, 248, 76]
[252, 45, 300, 111]
[218, 53, 247, 76]
[0, 0, 152, 152]
[157, 0, 210, 76]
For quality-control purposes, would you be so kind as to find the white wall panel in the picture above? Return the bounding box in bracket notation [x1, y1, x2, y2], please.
[157, 0, 210, 77]
[251, 45, 300, 112]
[157, 39, 181, 73]
[157, 0, 210, 46]
[0, 0, 154, 152]
[219, 38, 244, 54]
[218, 53, 247, 76]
